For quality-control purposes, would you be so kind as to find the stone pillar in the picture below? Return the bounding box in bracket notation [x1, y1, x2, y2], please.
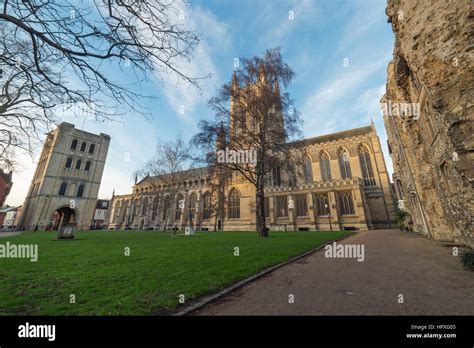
[288, 194, 296, 231]
[195, 191, 202, 230]
[179, 193, 186, 229]
[154, 196, 161, 230]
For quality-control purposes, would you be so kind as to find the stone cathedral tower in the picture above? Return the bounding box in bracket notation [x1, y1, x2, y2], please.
[229, 68, 286, 147]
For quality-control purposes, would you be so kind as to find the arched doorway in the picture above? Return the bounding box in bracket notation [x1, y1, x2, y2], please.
[54, 207, 77, 239]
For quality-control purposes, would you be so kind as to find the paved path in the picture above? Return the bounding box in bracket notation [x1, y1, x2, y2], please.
[195, 229, 474, 315]
[0, 231, 22, 238]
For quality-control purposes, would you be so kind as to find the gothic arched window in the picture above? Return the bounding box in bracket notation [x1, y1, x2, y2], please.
[271, 167, 281, 187]
[228, 189, 240, 219]
[314, 194, 329, 216]
[175, 194, 184, 220]
[295, 194, 308, 217]
[338, 191, 354, 215]
[287, 161, 297, 187]
[203, 192, 212, 220]
[320, 152, 332, 182]
[187, 193, 197, 221]
[151, 196, 159, 221]
[142, 198, 148, 216]
[302, 156, 313, 184]
[359, 146, 376, 186]
[163, 196, 171, 221]
[276, 196, 288, 218]
[65, 157, 73, 168]
[338, 149, 352, 179]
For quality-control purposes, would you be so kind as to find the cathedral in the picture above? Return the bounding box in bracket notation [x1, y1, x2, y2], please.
[108, 75, 396, 232]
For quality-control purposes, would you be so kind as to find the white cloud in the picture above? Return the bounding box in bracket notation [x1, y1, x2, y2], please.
[156, 3, 231, 123]
[5, 151, 37, 207]
[301, 56, 387, 132]
[352, 84, 386, 125]
[257, 0, 320, 47]
[335, 0, 387, 54]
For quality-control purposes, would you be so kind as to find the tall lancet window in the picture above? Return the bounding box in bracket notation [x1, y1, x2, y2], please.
[302, 156, 313, 184]
[320, 152, 332, 182]
[240, 111, 246, 131]
[338, 149, 352, 179]
[228, 189, 240, 219]
[359, 146, 376, 186]
[288, 161, 297, 187]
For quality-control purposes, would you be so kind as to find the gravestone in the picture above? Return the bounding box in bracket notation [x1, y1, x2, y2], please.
[57, 223, 76, 240]
[185, 226, 195, 235]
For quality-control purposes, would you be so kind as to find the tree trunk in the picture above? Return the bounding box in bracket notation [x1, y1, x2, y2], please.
[256, 172, 269, 237]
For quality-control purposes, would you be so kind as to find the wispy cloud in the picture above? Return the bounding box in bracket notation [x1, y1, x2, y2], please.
[300, 54, 389, 135]
[157, 3, 231, 123]
[257, 0, 320, 47]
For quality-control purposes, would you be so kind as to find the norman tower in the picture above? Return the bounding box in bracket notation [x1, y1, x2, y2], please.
[19, 122, 110, 231]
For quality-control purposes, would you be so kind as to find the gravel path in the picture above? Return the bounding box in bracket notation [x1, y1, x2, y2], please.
[0, 231, 22, 238]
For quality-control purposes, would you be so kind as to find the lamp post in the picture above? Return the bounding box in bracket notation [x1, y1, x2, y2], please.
[325, 203, 333, 231]
[195, 201, 200, 231]
[288, 197, 296, 231]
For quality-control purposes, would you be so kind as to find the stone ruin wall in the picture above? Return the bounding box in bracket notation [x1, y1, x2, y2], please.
[383, 0, 473, 245]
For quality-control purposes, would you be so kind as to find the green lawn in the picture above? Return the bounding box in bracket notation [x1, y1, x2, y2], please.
[0, 230, 351, 315]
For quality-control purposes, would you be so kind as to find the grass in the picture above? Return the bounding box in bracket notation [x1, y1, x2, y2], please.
[0, 230, 351, 315]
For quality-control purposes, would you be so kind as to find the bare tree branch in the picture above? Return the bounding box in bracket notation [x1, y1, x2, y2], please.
[0, 0, 203, 169]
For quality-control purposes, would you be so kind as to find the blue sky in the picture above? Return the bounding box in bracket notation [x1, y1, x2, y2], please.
[8, 0, 395, 206]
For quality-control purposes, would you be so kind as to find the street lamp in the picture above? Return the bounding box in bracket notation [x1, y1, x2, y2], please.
[325, 203, 333, 231]
[288, 198, 296, 231]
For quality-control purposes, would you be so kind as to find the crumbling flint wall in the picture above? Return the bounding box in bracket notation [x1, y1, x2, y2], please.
[383, 0, 473, 245]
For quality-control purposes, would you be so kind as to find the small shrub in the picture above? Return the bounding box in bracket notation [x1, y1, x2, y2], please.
[460, 250, 474, 271]
[395, 209, 409, 229]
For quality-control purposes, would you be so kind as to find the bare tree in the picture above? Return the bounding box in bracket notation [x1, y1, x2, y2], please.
[0, 0, 203, 169]
[135, 137, 196, 231]
[192, 48, 304, 237]
[206, 162, 230, 231]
